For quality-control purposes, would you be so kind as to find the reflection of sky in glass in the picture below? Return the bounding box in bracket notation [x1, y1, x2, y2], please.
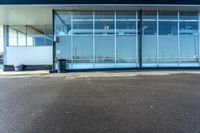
[55, 11, 200, 65]
[55, 11, 137, 63]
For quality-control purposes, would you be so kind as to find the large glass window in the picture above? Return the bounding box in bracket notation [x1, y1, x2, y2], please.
[179, 12, 199, 63]
[55, 12, 72, 62]
[18, 32, 26, 46]
[159, 12, 178, 63]
[95, 12, 115, 63]
[142, 11, 157, 64]
[27, 25, 52, 46]
[116, 12, 137, 63]
[73, 12, 93, 63]
[9, 28, 17, 46]
[8, 25, 52, 47]
[54, 10, 200, 70]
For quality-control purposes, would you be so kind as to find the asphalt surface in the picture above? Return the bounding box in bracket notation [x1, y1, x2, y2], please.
[0, 74, 200, 133]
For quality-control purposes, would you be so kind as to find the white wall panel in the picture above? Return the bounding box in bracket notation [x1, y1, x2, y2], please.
[6, 46, 52, 65]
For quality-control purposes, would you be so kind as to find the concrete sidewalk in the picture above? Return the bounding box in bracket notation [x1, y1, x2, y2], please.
[1, 70, 200, 78]
[0, 70, 49, 77]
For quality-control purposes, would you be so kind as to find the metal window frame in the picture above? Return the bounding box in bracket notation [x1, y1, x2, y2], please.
[114, 11, 117, 66]
[136, 11, 138, 67]
[71, 13, 73, 69]
[198, 11, 200, 65]
[93, 11, 95, 67]
[157, 11, 159, 66]
[178, 11, 180, 66]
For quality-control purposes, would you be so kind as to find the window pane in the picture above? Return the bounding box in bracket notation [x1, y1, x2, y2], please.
[180, 22, 198, 63]
[116, 14, 136, 63]
[95, 21, 114, 35]
[56, 35, 71, 62]
[159, 11, 177, 20]
[95, 36, 115, 63]
[180, 11, 198, 20]
[73, 12, 93, 20]
[9, 29, 17, 46]
[55, 12, 72, 35]
[27, 25, 52, 46]
[142, 11, 157, 20]
[159, 21, 178, 63]
[142, 21, 157, 63]
[18, 32, 26, 46]
[116, 12, 136, 20]
[116, 35, 136, 63]
[73, 35, 93, 63]
[27, 36, 33, 46]
[45, 26, 53, 45]
[116, 21, 136, 35]
[73, 21, 93, 35]
[95, 12, 114, 20]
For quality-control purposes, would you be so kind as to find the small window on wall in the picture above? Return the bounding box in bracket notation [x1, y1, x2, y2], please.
[18, 32, 26, 46]
[27, 36, 33, 46]
[27, 25, 52, 46]
[8, 29, 17, 46]
[8, 25, 52, 47]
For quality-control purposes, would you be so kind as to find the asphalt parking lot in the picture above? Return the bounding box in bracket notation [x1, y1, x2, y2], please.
[0, 73, 200, 133]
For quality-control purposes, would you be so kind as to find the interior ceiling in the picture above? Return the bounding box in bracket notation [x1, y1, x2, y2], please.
[0, 5, 200, 25]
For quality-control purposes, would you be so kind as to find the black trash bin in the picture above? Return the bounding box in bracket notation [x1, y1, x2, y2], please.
[58, 59, 66, 73]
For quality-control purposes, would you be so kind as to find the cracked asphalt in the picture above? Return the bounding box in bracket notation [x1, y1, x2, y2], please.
[0, 73, 200, 133]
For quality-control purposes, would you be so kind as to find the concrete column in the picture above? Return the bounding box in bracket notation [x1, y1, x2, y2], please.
[3, 25, 8, 65]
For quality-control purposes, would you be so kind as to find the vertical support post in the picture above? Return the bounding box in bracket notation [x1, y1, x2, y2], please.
[52, 9, 55, 71]
[114, 11, 117, 68]
[16, 32, 18, 46]
[25, 25, 27, 46]
[71, 13, 73, 69]
[3, 25, 8, 66]
[138, 10, 142, 68]
[44, 25, 46, 45]
[135, 11, 138, 67]
[198, 11, 200, 66]
[178, 11, 180, 67]
[157, 11, 159, 67]
[93, 11, 95, 68]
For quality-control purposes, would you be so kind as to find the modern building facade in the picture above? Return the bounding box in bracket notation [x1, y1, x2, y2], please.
[1, 0, 200, 71]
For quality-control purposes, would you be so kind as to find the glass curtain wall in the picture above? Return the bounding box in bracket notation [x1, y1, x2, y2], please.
[142, 10, 199, 67]
[54, 11, 138, 69]
[54, 10, 200, 70]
